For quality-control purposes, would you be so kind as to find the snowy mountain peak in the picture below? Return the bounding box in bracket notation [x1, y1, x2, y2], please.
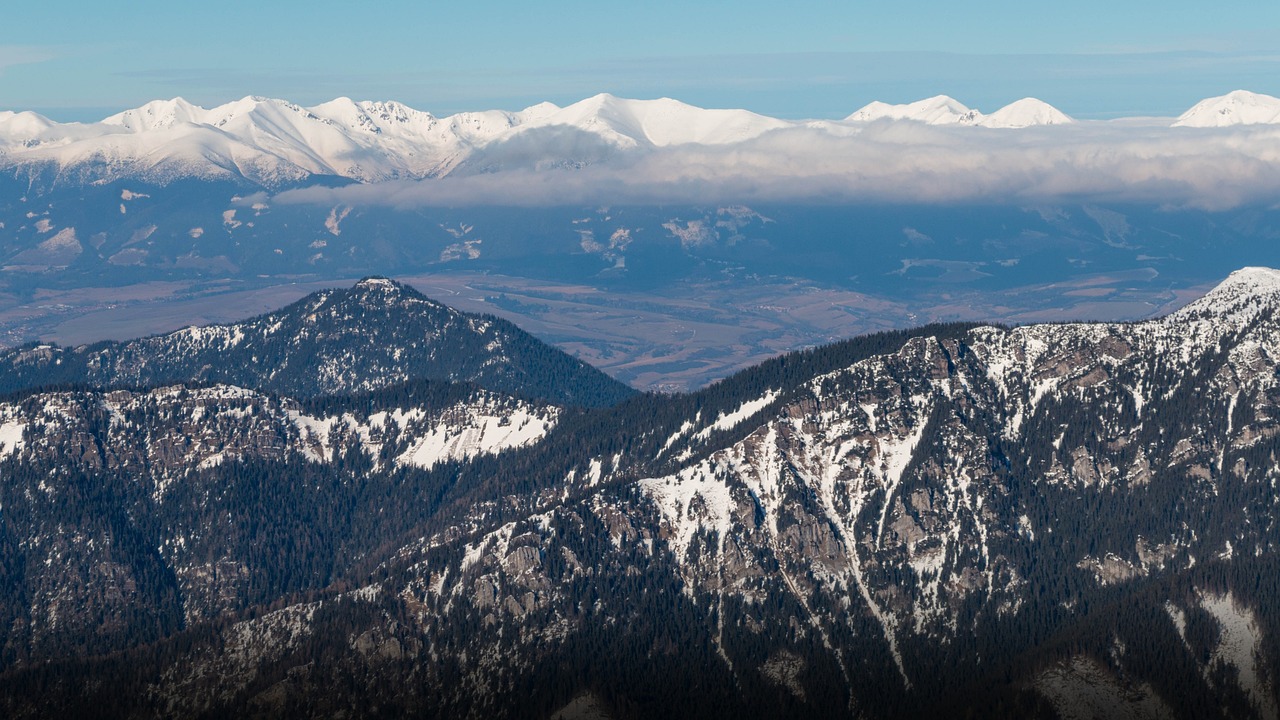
[518, 101, 561, 120]
[0, 278, 635, 406]
[343, 276, 444, 309]
[1173, 90, 1280, 127]
[202, 95, 316, 128]
[845, 95, 983, 125]
[103, 97, 206, 132]
[522, 94, 790, 147]
[308, 97, 437, 135]
[978, 98, 1074, 128]
[843, 100, 894, 121]
[1170, 266, 1280, 324]
[351, 276, 405, 294]
[0, 109, 55, 138]
[360, 100, 436, 126]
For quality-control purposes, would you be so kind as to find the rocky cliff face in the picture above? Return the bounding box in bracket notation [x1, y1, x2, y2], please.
[3, 270, 1280, 719]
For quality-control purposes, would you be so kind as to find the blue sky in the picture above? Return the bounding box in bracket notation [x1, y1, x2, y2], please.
[3, 1, 1277, 120]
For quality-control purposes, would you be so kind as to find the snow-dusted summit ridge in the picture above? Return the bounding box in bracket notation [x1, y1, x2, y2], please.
[511, 93, 791, 147]
[1173, 90, 1280, 127]
[1169, 266, 1280, 325]
[845, 95, 983, 125]
[102, 97, 208, 131]
[845, 95, 1073, 128]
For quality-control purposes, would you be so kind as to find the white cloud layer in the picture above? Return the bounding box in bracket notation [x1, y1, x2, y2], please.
[275, 121, 1280, 211]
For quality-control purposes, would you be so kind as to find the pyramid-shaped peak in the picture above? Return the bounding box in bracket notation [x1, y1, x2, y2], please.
[915, 95, 969, 109]
[342, 276, 443, 307]
[518, 101, 561, 119]
[583, 92, 622, 104]
[979, 98, 1074, 128]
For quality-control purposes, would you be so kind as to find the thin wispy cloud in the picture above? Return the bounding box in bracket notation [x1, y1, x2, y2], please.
[0, 46, 58, 74]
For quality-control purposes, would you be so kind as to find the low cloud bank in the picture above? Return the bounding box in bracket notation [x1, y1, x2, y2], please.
[275, 122, 1280, 211]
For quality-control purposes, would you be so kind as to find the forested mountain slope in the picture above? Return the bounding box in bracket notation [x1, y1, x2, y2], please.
[2, 269, 1280, 719]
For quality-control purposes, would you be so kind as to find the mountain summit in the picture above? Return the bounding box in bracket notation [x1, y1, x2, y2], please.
[0, 277, 635, 407]
[1173, 89, 1280, 127]
[1168, 265, 1280, 327]
[845, 94, 983, 124]
[978, 97, 1074, 128]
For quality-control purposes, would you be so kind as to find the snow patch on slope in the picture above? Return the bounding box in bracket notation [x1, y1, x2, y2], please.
[692, 390, 780, 442]
[640, 465, 738, 559]
[289, 398, 557, 470]
[0, 419, 25, 458]
[1199, 592, 1278, 720]
[398, 405, 555, 469]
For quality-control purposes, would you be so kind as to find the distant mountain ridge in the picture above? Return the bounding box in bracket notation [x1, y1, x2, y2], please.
[843, 95, 1074, 127]
[0, 277, 635, 408]
[1, 90, 1267, 189]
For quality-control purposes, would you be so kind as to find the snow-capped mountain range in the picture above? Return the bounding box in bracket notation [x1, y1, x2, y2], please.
[0, 94, 796, 187]
[843, 95, 1074, 128]
[0, 90, 1271, 189]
